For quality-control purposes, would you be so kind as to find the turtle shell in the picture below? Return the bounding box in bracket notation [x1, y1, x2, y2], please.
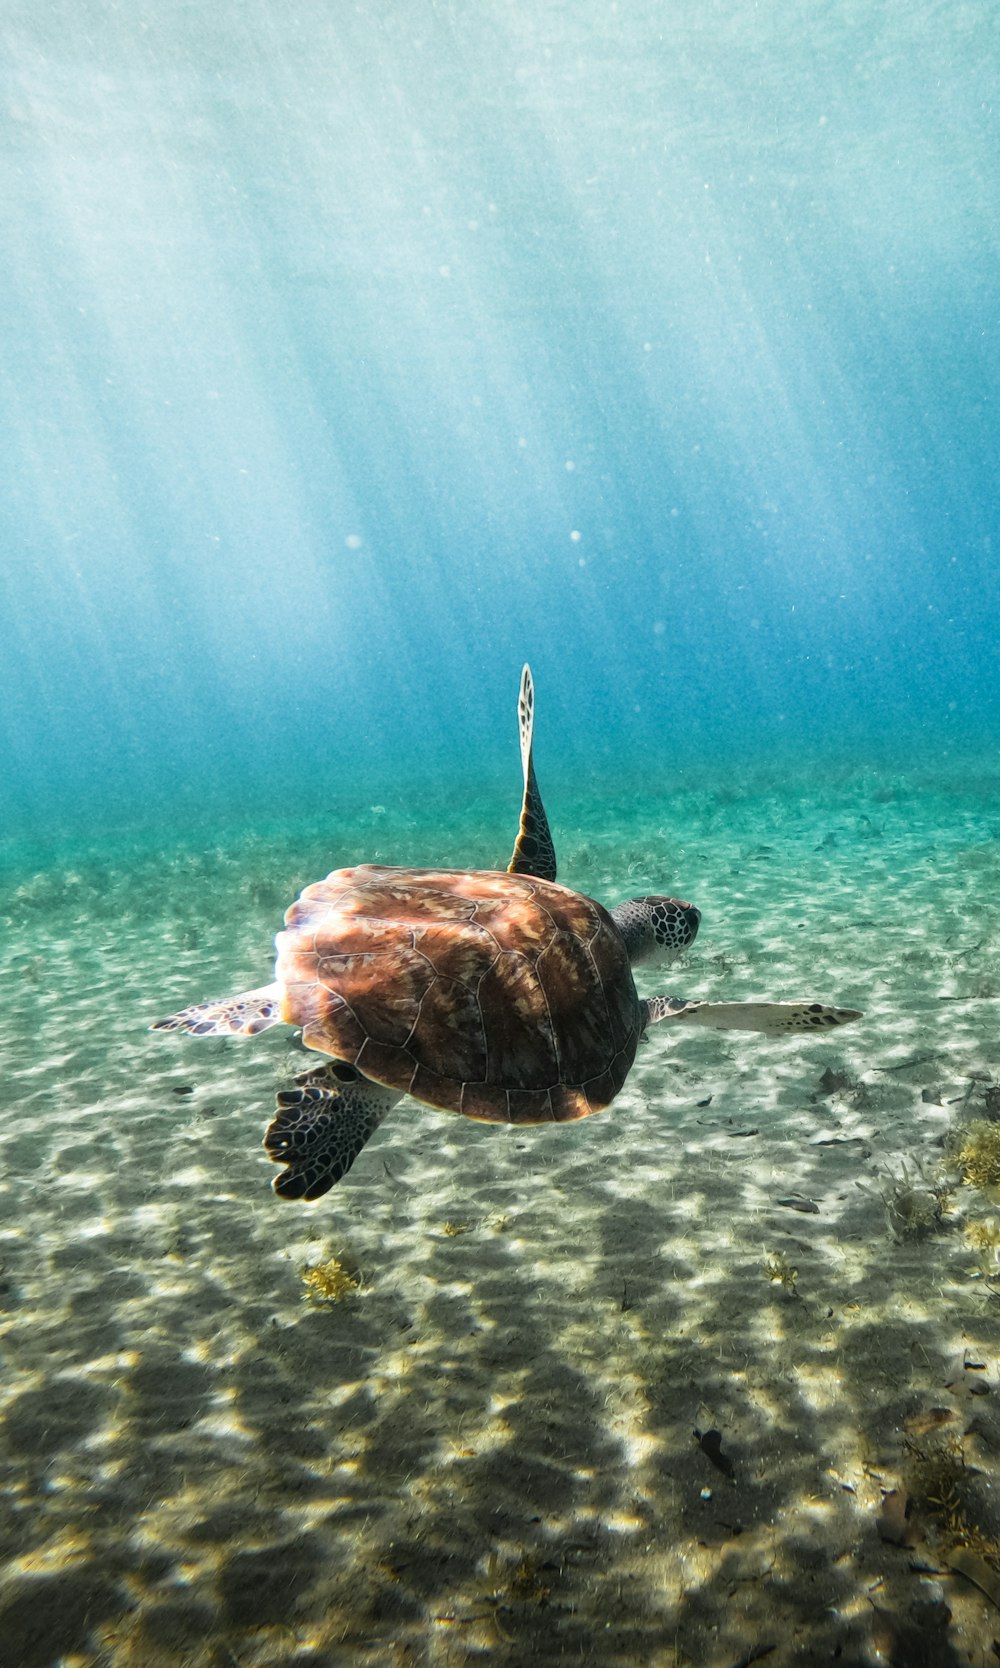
[274, 864, 641, 1124]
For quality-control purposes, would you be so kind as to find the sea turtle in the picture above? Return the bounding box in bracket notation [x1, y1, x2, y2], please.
[153, 667, 861, 1200]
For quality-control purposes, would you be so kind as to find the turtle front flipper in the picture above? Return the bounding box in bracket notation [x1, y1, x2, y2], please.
[264, 1067, 402, 1200]
[507, 663, 557, 882]
[151, 983, 283, 1037]
[642, 997, 863, 1033]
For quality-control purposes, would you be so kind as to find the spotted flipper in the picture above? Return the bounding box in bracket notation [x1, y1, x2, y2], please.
[641, 997, 863, 1034]
[264, 1064, 402, 1200]
[151, 983, 283, 1037]
[507, 663, 557, 882]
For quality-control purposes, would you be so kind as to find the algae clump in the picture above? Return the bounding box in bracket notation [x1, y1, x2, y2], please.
[764, 1251, 799, 1294]
[301, 1256, 359, 1303]
[951, 1120, 1000, 1190]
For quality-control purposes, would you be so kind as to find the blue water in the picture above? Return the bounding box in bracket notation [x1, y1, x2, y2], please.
[4, 11, 1000, 1661]
[2, 0, 997, 850]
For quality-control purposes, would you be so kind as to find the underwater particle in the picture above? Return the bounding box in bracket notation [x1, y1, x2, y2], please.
[345, 533, 363, 549]
[301, 1257, 359, 1303]
[951, 1120, 1000, 1189]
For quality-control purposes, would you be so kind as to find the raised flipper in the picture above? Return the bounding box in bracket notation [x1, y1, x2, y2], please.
[264, 1063, 402, 1200]
[151, 983, 283, 1037]
[507, 663, 557, 883]
[642, 997, 863, 1034]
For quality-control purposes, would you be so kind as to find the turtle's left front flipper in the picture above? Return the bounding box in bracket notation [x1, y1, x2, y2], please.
[264, 1070, 402, 1200]
[642, 997, 863, 1034]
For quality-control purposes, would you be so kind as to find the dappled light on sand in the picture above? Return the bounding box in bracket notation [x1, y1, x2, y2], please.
[2, 773, 1000, 1664]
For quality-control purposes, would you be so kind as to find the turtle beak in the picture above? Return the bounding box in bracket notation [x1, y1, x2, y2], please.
[679, 901, 701, 946]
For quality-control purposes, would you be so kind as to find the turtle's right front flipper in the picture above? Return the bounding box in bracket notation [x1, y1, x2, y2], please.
[508, 663, 557, 883]
[151, 983, 283, 1037]
[642, 997, 863, 1033]
[264, 1069, 402, 1199]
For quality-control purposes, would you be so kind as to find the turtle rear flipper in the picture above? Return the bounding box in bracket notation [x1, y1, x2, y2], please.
[642, 997, 863, 1034]
[265, 1074, 402, 1200]
[151, 983, 283, 1037]
[508, 663, 557, 883]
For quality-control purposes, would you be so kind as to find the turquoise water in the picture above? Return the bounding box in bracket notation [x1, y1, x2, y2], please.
[2, 0, 997, 846]
[3, 3, 1000, 1664]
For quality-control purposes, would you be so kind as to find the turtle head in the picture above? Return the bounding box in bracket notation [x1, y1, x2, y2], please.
[610, 895, 701, 968]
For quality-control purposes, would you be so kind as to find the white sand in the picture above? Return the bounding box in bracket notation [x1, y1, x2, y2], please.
[1, 769, 1000, 1666]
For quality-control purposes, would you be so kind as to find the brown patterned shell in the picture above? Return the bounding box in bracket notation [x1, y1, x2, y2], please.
[274, 864, 640, 1125]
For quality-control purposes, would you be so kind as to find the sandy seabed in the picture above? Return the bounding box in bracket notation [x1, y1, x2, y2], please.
[2, 764, 1000, 1668]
